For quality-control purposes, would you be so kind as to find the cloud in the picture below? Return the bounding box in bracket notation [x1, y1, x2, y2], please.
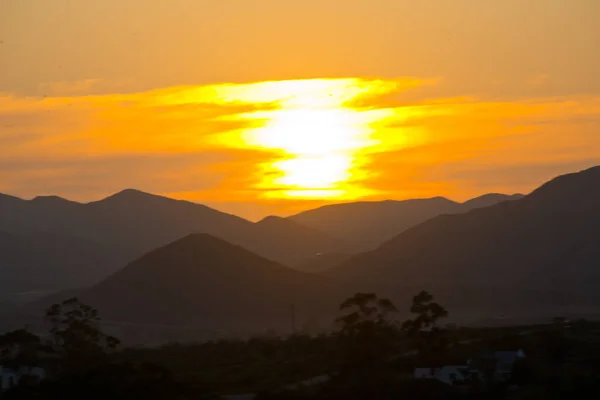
[358, 97, 600, 201]
[1, 77, 600, 218]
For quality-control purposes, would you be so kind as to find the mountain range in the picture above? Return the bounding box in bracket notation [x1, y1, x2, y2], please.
[324, 166, 600, 321]
[36, 234, 346, 342]
[0, 231, 121, 293]
[0, 188, 522, 293]
[4, 165, 600, 339]
[292, 252, 354, 273]
[288, 193, 524, 249]
[0, 190, 348, 292]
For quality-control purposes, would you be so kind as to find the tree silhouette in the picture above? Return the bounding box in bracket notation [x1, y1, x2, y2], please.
[334, 293, 399, 397]
[337, 293, 398, 334]
[2, 301, 216, 399]
[402, 291, 448, 334]
[0, 329, 43, 371]
[401, 291, 448, 360]
[45, 298, 120, 374]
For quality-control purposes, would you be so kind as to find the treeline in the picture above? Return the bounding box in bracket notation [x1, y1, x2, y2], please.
[0, 298, 214, 399]
[2, 292, 600, 399]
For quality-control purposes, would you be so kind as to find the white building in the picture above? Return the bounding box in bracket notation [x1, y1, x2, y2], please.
[414, 349, 526, 385]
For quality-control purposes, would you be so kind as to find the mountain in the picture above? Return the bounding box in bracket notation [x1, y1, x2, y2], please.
[289, 197, 460, 250]
[324, 166, 600, 321]
[66, 234, 344, 338]
[289, 194, 523, 249]
[253, 216, 348, 264]
[462, 193, 524, 210]
[292, 252, 353, 273]
[0, 231, 123, 293]
[0, 190, 349, 292]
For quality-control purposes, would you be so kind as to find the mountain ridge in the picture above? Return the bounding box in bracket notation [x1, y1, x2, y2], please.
[287, 193, 524, 249]
[322, 166, 600, 318]
[0, 189, 350, 292]
[54, 234, 346, 339]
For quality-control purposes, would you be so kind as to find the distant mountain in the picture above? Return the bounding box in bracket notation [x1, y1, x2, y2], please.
[67, 234, 344, 336]
[462, 193, 524, 210]
[253, 216, 348, 263]
[289, 194, 523, 249]
[292, 252, 353, 273]
[0, 231, 123, 293]
[324, 166, 600, 320]
[0, 190, 350, 292]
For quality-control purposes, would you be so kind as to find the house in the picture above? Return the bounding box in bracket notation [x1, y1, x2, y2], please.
[414, 349, 526, 385]
[0, 366, 46, 392]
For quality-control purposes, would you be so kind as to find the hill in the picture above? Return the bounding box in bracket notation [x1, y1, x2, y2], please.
[68, 234, 345, 338]
[253, 216, 348, 265]
[0, 231, 124, 293]
[0, 190, 349, 292]
[462, 193, 524, 209]
[324, 166, 600, 321]
[289, 194, 523, 249]
[292, 252, 353, 273]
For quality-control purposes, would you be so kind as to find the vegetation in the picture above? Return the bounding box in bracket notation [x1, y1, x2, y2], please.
[2, 293, 600, 399]
[330, 293, 400, 397]
[402, 290, 449, 359]
[45, 298, 120, 374]
[0, 298, 214, 399]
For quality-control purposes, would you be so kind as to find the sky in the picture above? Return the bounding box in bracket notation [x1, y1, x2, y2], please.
[1, 0, 600, 220]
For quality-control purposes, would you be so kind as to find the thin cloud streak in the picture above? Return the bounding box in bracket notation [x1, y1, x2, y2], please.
[1, 77, 600, 219]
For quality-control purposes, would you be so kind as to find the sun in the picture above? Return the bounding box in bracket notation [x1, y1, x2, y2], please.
[226, 78, 399, 199]
[246, 107, 375, 194]
[202, 77, 417, 200]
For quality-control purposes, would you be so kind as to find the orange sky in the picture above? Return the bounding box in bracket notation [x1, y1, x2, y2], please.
[1, 0, 600, 219]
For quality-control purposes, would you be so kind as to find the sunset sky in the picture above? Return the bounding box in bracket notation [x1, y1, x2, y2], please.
[2, 0, 600, 219]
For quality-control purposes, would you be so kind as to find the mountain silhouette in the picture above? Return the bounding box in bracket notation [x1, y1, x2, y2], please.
[462, 193, 524, 209]
[324, 166, 600, 320]
[288, 194, 523, 249]
[0, 190, 349, 292]
[253, 216, 349, 265]
[68, 234, 343, 336]
[292, 252, 353, 273]
[0, 231, 123, 292]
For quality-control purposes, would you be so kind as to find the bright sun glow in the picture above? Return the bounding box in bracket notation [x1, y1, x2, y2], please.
[166, 77, 424, 200]
[218, 78, 409, 199]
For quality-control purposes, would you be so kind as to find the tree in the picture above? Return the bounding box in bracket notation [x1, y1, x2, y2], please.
[337, 293, 397, 330]
[0, 329, 43, 370]
[333, 293, 399, 397]
[401, 291, 448, 359]
[45, 298, 120, 373]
